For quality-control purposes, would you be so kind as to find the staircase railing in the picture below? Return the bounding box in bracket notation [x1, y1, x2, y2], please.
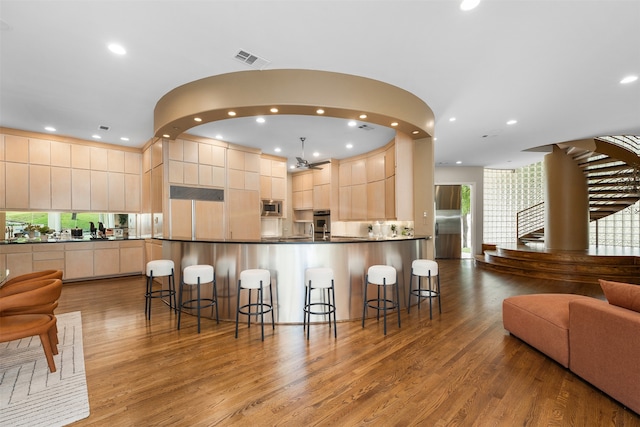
[516, 202, 544, 242]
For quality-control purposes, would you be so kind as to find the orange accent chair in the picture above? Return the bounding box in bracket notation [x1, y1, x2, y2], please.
[1, 269, 63, 289]
[0, 279, 63, 372]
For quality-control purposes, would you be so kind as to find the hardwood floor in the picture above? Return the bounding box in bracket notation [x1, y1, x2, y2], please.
[56, 260, 640, 426]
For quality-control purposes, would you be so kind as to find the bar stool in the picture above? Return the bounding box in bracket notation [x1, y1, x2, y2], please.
[145, 260, 176, 320]
[408, 259, 441, 319]
[235, 269, 274, 341]
[362, 265, 400, 335]
[303, 267, 337, 340]
[178, 264, 218, 333]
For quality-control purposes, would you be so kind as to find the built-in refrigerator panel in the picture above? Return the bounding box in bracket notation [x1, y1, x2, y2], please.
[435, 185, 462, 259]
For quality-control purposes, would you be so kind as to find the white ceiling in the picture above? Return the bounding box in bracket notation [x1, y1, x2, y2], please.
[1, 0, 639, 170]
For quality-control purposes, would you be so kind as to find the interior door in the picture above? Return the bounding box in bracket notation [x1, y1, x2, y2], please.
[435, 185, 462, 259]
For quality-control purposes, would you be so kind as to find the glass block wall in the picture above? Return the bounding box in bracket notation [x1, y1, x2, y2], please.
[590, 202, 640, 247]
[483, 163, 544, 246]
[484, 162, 640, 248]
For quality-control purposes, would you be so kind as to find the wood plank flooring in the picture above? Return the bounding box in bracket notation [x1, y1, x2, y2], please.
[56, 260, 640, 426]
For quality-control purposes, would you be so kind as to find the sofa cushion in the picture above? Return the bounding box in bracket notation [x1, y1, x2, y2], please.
[502, 294, 592, 368]
[569, 298, 640, 414]
[599, 279, 640, 313]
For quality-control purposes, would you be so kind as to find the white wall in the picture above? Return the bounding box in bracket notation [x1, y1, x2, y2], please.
[434, 166, 484, 255]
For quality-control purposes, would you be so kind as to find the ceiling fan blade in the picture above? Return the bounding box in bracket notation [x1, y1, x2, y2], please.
[308, 160, 330, 168]
[296, 156, 307, 164]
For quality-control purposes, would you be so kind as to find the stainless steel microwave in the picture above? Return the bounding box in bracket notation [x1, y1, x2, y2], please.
[261, 200, 283, 217]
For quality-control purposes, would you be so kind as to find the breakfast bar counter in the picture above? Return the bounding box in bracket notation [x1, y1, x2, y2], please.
[157, 236, 430, 324]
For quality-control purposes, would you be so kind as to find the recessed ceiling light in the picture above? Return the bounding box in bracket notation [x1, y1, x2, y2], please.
[460, 0, 480, 11]
[620, 75, 638, 84]
[44, 126, 56, 132]
[107, 43, 126, 55]
[313, 152, 320, 157]
[194, 117, 202, 122]
[434, 137, 438, 141]
[289, 165, 296, 169]
[412, 130, 420, 135]
[228, 111, 236, 116]
[390, 122, 399, 127]
[92, 134, 101, 139]
[449, 117, 456, 122]
[270, 107, 279, 113]
[274, 147, 281, 153]
[456, 161, 462, 164]
[120, 137, 130, 141]
[162, 134, 170, 138]
[359, 114, 367, 119]
[256, 117, 266, 123]
[316, 109, 325, 115]
[346, 143, 353, 149]
[348, 121, 357, 127]
[215, 134, 223, 140]
[507, 119, 518, 125]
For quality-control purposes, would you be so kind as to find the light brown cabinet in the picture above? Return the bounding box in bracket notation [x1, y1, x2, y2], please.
[94, 244, 120, 277]
[338, 141, 397, 221]
[228, 189, 260, 239]
[5, 162, 29, 209]
[367, 180, 385, 220]
[292, 171, 313, 210]
[2, 132, 142, 213]
[51, 167, 71, 210]
[72, 169, 91, 211]
[64, 243, 94, 280]
[29, 164, 51, 210]
[195, 200, 224, 240]
[259, 157, 287, 202]
[2, 240, 145, 281]
[313, 183, 331, 210]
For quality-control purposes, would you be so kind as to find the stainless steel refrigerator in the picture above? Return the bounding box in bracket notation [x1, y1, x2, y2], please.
[435, 185, 462, 259]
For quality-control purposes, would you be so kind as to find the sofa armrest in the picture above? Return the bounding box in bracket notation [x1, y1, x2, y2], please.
[569, 298, 640, 414]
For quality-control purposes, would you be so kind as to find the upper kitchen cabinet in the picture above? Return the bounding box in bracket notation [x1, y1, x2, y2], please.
[228, 147, 260, 191]
[312, 162, 337, 211]
[337, 138, 398, 221]
[1, 130, 143, 213]
[260, 155, 287, 202]
[292, 171, 313, 210]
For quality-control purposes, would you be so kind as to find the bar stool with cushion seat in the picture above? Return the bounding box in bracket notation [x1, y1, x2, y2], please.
[145, 260, 177, 320]
[235, 269, 275, 341]
[362, 265, 401, 335]
[407, 259, 441, 319]
[303, 267, 337, 340]
[178, 264, 218, 333]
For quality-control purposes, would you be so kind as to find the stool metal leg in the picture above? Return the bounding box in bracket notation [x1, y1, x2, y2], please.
[383, 278, 387, 335]
[331, 281, 337, 338]
[235, 280, 241, 338]
[177, 278, 183, 330]
[395, 280, 401, 329]
[362, 275, 368, 328]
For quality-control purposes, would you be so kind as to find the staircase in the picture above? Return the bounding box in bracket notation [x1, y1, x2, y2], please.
[517, 135, 640, 244]
[476, 135, 640, 285]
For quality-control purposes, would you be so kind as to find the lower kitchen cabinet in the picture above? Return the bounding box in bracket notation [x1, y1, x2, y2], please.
[1, 239, 145, 282]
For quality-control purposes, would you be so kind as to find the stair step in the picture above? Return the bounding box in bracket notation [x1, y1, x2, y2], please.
[476, 248, 640, 285]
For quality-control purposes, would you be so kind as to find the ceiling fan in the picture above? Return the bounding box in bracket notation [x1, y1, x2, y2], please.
[295, 137, 330, 170]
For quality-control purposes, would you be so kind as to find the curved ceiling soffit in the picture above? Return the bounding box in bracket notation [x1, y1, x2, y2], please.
[154, 69, 435, 141]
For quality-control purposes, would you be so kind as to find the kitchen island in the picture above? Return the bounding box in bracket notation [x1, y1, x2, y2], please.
[158, 236, 430, 324]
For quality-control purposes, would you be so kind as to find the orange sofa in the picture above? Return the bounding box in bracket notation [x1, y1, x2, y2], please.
[502, 280, 640, 415]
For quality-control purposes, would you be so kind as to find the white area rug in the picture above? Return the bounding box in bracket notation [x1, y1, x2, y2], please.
[0, 311, 89, 427]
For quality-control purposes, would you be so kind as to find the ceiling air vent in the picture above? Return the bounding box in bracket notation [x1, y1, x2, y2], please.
[234, 49, 270, 70]
[98, 125, 110, 131]
[358, 124, 375, 131]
